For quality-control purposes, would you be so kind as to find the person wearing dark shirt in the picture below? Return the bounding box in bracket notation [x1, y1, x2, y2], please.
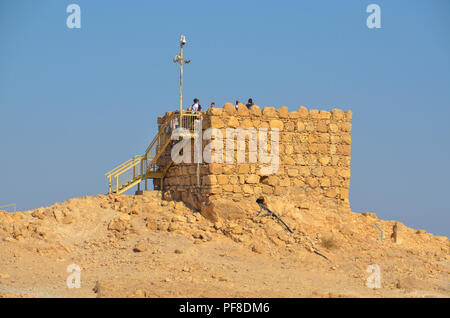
[246, 98, 254, 109]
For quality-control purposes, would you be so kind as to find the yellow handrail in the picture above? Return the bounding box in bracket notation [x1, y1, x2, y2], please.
[105, 110, 202, 194]
[105, 156, 141, 177]
[144, 112, 177, 156]
[110, 156, 142, 177]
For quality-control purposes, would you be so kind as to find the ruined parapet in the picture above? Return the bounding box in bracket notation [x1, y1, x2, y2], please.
[157, 103, 352, 217]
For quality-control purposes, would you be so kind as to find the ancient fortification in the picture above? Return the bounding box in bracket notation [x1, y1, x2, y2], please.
[155, 103, 352, 220]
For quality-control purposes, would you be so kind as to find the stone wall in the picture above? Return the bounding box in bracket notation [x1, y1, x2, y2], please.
[157, 103, 352, 215]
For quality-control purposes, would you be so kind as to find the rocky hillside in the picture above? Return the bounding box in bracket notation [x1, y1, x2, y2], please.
[0, 191, 448, 298]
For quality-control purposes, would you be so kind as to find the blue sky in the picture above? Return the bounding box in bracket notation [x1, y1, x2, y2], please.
[0, 0, 449, 236]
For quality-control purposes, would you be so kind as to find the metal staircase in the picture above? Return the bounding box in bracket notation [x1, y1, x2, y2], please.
[105, 111, 201, 194]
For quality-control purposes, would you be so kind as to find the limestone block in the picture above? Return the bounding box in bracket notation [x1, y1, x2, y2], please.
[223, 164, 235, 175]
[311, 167, 324, 177]
[269, 119, 284, 131]
[295, 154, 306, 165]
[320, 177, 331, 187]
[330, 156, 340, 165]
[309, 109, 320, 119]
[210, 186, 223, 194]
[241, 118, 254, 129]
[282, 132, 293, 143]
[292, 178, 305, 187]
[323, 167, 336, 176]
[341, 135, 352, 145]
[262, 107, 278, 118]
[306, 154, 318, 165]
[283, 156, 295, 165]
[246, 174, 260, 184]
[308, 144, 318, 154]
[298, 106, 308, 118]
[284, 144, 294, 155]
[297, 121, 305, 132]
[285, 121, 295, 132]
[274, 186, 287, 195]
[330, 135, 340, 144]
[317, 121, 328, 133]
[217, 175, 229, 185]
[277, 106, 289, 118]
[317, 144, 328, 154]
[242, 184, 254, 194]
[339, 122, 352, 132]
[329, 123, 339, 133]
[229, 176, 239, 185]
[249, 105, 261, 116]
[338, 168, 351, 178]
[337, 145, 351, 156]
[306, 122, 315, 131]
[319, 156, 331, 165]
[325, 188, 338, 198]
[210, 108, 223, 116]
[227, 116, 239, 128]
[209, 163, 222, 174]
[299, 166, 310, 177]
[261, 184, 274, 194]
[260, 121, 269, 129]
[267, 175, 279, 186]
[223, 184, 234, 192]
[331, 109, 344, 121]
[233, 185, 242, 193]
[224, 102, 236, 115]
[238, 164, 250, 174]
[237, 105, 250, 116]
[340, 188, 349, 199]
[210, 116, 225, 128]
[319, 110, 331, 119]
[319, 133, 330, 143]
[308, 135, 317, 143]
[306, 177, 319, 188]
[288, 111, 300, 119]
[287, 168, 299, 177]
[279, 177, 290, 186]
[344, 110, 352, 121]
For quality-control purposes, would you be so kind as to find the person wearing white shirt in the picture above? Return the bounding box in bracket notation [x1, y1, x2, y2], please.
[190, 98, 200, 112]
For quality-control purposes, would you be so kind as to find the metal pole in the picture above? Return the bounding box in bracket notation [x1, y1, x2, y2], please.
[180, 44, 183, 114]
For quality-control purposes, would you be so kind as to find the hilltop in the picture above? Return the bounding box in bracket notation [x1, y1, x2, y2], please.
[0, 191, 448, 298]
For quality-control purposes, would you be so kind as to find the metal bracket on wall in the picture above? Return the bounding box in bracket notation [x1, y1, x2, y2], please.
[375, 223, 383, 241]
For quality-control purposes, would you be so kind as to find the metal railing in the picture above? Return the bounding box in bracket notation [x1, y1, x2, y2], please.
[179, 111, 202, 131]
[105, 155, 145, 194]
[0, 203, 16, 213]
[105, 110, 203, 194]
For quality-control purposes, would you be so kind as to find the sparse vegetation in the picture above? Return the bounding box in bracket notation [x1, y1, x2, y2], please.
[320, 236, 338, 250]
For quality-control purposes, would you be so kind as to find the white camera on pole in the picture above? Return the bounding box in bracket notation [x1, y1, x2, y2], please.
[180, 35, 186, 46]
